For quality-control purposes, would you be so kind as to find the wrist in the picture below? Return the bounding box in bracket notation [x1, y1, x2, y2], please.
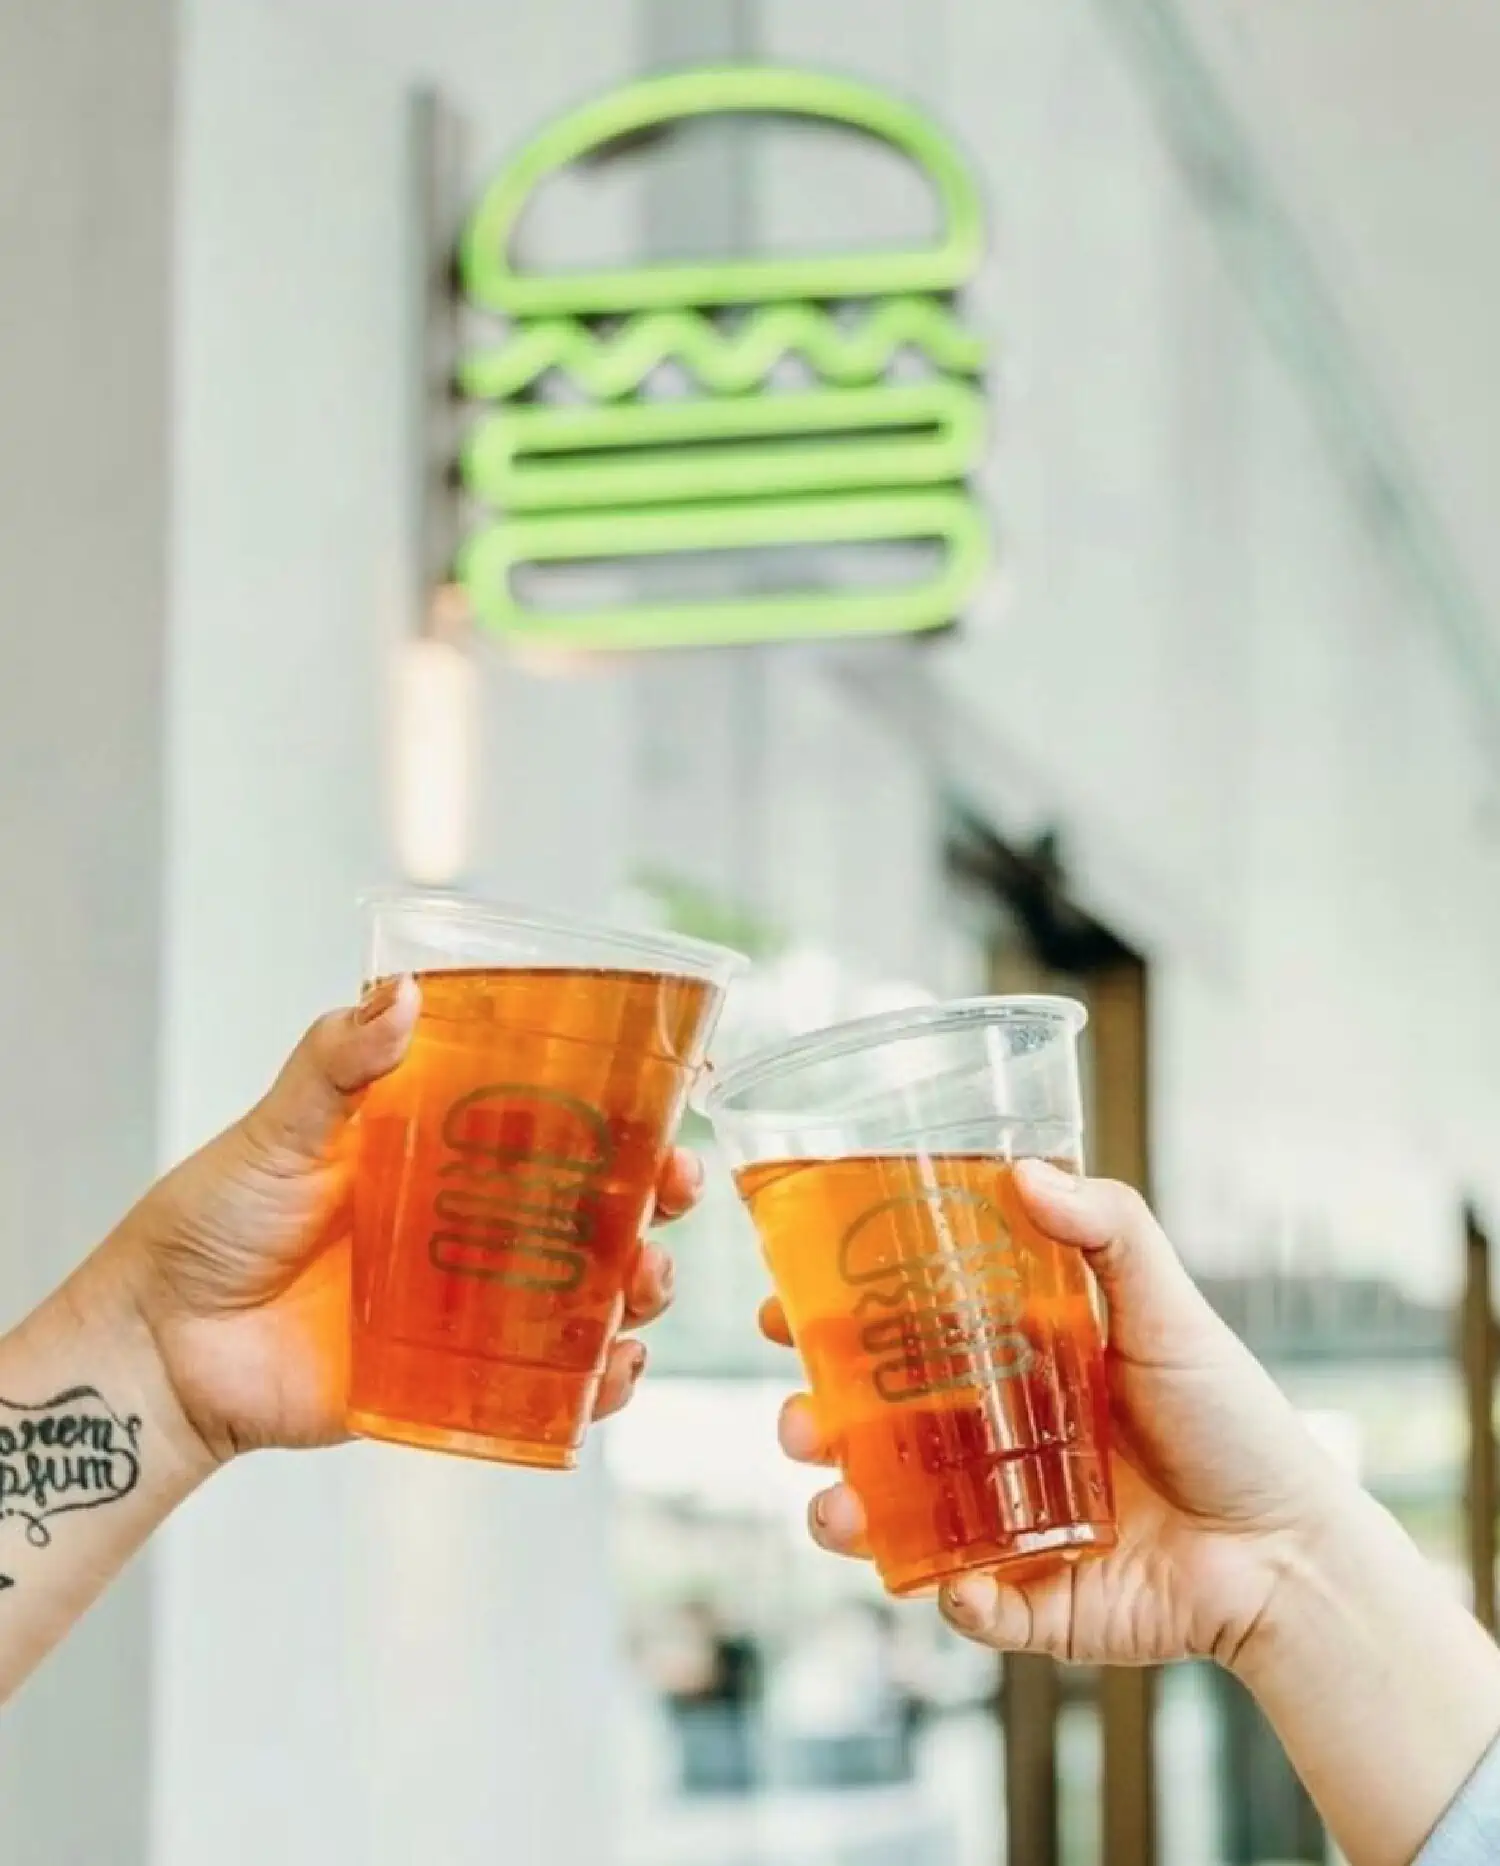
[61, 1233, 221, 1495]
[1226, 1548, 1327, 1702]
[0, 1234, 216, 1701]
[1230, 1478, 1500, 1866]
[1226, 1480, 1368, 1688]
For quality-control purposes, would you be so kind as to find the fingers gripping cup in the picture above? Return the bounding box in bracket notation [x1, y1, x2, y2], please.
[350, 895, 743, 1470]
[703, 997, 1117, 1596]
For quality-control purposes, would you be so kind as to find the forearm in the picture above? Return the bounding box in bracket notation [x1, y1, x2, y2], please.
[1238, 1484, 1500, 1866]
[0, 1239, 213, 1702]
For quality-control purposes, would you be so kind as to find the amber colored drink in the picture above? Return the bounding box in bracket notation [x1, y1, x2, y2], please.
[738, 1153, 1116, 1595]
[350, 966, 716, 1469]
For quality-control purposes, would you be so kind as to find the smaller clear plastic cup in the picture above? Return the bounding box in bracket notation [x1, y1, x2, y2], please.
[702, 995, 1116, 1596]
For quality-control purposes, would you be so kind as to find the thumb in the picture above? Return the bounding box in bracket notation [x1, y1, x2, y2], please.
[244, 975, 420, 1166]
[1012, 1160, 1213, 1362]
[940, 1569, 1073, 1662]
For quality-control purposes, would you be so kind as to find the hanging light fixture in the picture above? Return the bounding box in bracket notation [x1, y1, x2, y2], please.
[391, 583, 478, 887]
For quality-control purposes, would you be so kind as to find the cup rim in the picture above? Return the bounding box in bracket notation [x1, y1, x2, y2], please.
[699, 992, 1088, 1120]
[360, 888, 749, 981]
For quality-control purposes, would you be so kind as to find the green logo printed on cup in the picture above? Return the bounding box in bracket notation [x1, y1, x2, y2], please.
[838, 1188, 1034, 1402]
[429, 1085, 614, 1291]
[455, 65, 991, 650]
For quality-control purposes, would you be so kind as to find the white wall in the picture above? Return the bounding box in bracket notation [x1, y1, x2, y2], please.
[0, 3, 174, 1860]
[756, 0, 1500, 1300]
[160, 1, 398, 1857]
[160, 4, 644, 1865]
[1177, 0, 1500, 644]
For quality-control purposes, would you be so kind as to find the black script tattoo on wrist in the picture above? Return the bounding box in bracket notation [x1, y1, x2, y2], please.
[0, 1387, 143, 1589]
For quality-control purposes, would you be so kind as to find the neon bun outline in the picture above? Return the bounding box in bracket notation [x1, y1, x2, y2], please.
[460, 65, 985, 316]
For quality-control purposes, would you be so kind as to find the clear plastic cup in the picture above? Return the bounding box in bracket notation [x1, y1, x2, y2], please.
[702, 995, 1117, 1596]
[350, 893, 744, 1470]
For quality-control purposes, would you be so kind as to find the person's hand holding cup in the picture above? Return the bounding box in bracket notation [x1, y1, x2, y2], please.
[762, 1163, 1342, 1666]
[703, 997, 1122, 1599]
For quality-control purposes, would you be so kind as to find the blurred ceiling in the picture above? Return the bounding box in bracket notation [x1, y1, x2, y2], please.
[1177, 0, 1500, 636]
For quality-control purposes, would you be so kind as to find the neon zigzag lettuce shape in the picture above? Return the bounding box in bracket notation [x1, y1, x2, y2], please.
[460, 66, 985, 317]
[460, 298, 984, 402]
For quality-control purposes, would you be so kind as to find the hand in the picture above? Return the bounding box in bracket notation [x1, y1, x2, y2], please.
[104, 978, 701, 1463]
[763, 1161, 1356, 1670]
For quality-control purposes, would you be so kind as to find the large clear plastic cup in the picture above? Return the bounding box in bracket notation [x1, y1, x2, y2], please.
[702, 995, 1117, 1596]
[350, 893, 744, 1470]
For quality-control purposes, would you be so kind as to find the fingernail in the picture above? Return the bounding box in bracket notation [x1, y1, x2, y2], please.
[356, 976, 402, 1025]
[812, 1494, 828, 1528]
[684, 1152, 705, 1194]
[629, 1344, 648, 1383]
[944, 1577, 989, 1628]
[657, 1255, 676, 1302]
[1018, 1158, 1078, 1195]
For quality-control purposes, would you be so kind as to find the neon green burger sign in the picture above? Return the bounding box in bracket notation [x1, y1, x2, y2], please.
[456, 66, 991, 651]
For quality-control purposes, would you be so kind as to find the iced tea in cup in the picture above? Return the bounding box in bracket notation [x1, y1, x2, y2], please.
[350, 894, 743, 1470]
[702, 996, 1116, 1596]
